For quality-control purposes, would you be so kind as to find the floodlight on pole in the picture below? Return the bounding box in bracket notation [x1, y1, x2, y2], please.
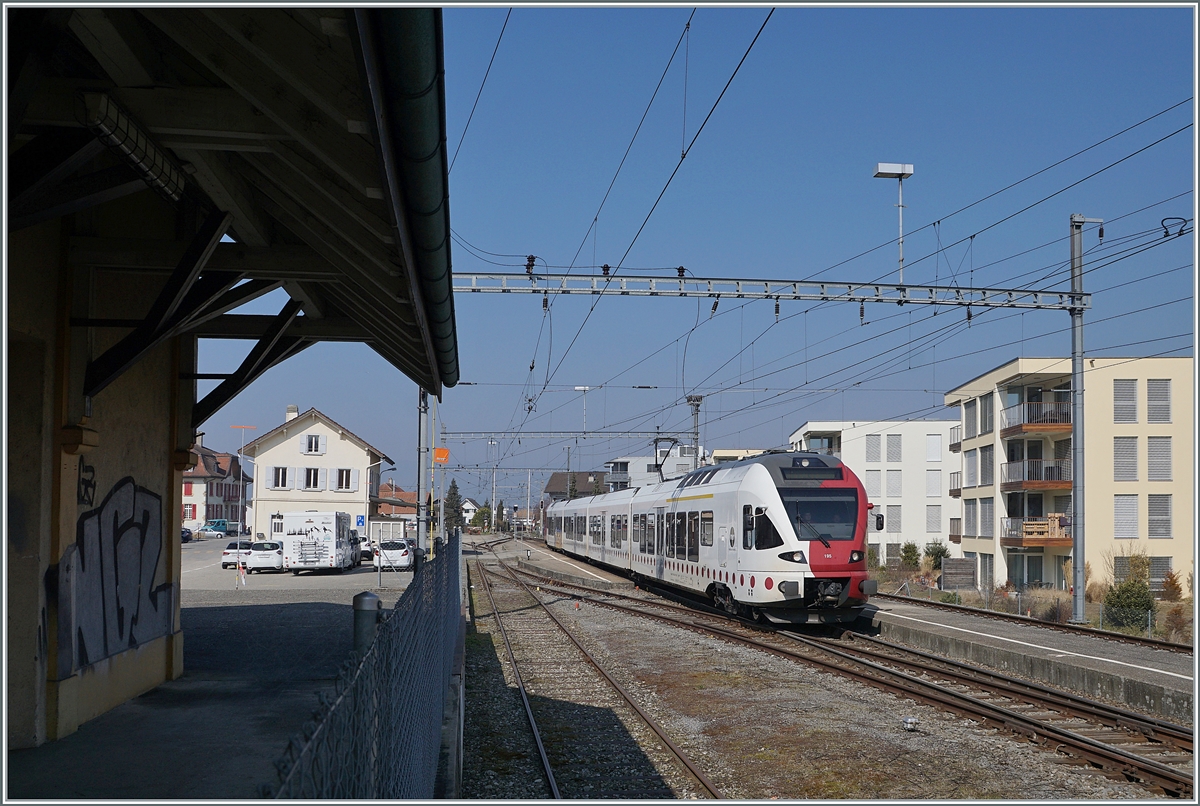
[874, 163, 914, 285]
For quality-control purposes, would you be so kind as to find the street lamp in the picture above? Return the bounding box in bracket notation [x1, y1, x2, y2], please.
[231, 425, 256, 584]
[364, 458, 395, 588]
[874, 163, 914, 285]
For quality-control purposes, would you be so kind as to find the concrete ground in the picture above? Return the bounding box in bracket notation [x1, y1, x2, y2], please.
[6, 537, 413, 800]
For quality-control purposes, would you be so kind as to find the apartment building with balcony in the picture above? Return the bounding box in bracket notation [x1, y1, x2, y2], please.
[603, 444, 707, 491]
[790, 419, 960, 565]
[945, 357, 1192, 593]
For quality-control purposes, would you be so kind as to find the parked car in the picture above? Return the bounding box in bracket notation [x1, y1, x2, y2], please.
[181, 527, 193, 543]
[197, 519, 230, 539]
[373, 540, 413, 571]
[358, 536, 374, 563]
[221, 540, 253, 568]
[246, 541, 284, 573]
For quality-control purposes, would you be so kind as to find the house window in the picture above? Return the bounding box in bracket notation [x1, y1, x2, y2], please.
[865, 434, 881, 462]
[1113, 494, 1138, 539]
[964, 399, 978, 438]
[926, 505, 941, 533]
[926, 469, 941, 497]
[886, 469, 902, 497]
[965, 450, 978, 488]
[1147, 436, 1171, 481]
[979, 445, 994, 486]
[886, 434, 902, 463]
[304, 468, 323, 490]
[979, 497, 994, 537]
[1113, 437, 1138, 481]
[979, 393, 994, 434]
[926, 434, 941, 462]
[865, 470, 881, 498]
[335, 469, 358, 492]
[272, 517, 283, 535]
[964, 499, 977, 536]
[183, 504, 196, 520]
[273, 466, 289, 489]
[1113, 379, 1137, 423]
[184, 481, 193, 495]
[886, 505, 901, 533]
[1148, 495, 1172, 539]
[1147, 379, 1171, 423]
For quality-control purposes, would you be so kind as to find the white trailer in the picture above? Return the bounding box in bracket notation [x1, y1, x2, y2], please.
[281, 511, 356, 574]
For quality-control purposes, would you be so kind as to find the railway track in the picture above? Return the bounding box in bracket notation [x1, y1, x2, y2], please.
[874, 592, 1193, 654]
[504, 562, 1193, 797]
[473, 558, 724, 799]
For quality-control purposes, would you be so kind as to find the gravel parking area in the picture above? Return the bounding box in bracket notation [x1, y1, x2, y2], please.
[462, 562, 1164, 799]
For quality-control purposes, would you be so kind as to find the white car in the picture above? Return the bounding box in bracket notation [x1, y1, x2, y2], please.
[373, 540, 413, 571]
[246, 541, 284, 573]
[221, 540, 253, 568]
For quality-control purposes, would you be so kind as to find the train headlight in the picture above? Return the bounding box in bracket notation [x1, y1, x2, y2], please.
[778, 550, 807, 564]
[850, 550, 865, 563]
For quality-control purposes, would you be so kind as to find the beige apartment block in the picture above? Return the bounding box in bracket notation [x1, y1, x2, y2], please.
[945, 357, 1193, 593]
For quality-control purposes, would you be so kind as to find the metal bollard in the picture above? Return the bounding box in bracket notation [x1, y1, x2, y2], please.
[353, 591, 381, 658]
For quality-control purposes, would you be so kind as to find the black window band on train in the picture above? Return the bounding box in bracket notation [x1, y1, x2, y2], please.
[779, 466, 842, 480]
[780, 489, 858, 542]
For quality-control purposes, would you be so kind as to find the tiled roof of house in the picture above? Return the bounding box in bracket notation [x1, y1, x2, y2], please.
[543, 471, 607, 496]
[183, 445, 253, 482]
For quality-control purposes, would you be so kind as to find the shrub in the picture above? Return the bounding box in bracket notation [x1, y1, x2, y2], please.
[1163, 604, 1192, 643]
[923, 542, 950, 571]
[1104, 577, 1155, 630]
[1160, 570, 1183, 602]
[1035, 596, 1072, 624]
[1085, 581, 1106, 604]
[899, 541, 921, 570]
[938, 592, 960, 605]
[867, 546, 879, 568]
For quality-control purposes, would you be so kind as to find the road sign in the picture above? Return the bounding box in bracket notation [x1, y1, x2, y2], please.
[356, 515, 365, 528]
[433, 447, 449, 464]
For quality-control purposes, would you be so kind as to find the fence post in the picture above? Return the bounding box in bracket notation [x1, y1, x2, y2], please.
[1147, 609, 1153, 639]
[353, 591, 382, 658]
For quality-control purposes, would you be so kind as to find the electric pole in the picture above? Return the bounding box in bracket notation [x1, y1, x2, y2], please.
[1070, 213, 1102, 624]
[687, 394, 703, 470]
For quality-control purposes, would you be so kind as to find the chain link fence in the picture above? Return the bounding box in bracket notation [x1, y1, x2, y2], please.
[262, 531, 463, 798]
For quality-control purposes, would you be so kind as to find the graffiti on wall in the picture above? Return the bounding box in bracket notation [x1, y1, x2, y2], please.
[77, 456, 97, 507]
[58, 477, 175, 672]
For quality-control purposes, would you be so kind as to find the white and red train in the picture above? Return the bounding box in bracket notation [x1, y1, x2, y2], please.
[543, 451, 879, 624]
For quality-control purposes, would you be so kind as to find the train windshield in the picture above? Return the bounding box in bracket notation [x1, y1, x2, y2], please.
[778, 489, 858, 542]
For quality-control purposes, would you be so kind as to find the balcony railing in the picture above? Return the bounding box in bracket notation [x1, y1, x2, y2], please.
[606, 471, 631, 485]
[948, 517, 962, 544]
[1000, 458, 1072, 484]
[948, 471, 962, 497]
[948, 425, 962, 452]
[1000, 401, 1071, 430]
[1002, 515, 1071, 543]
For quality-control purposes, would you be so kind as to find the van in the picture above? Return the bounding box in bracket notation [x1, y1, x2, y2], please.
[281, 511, 356, 574]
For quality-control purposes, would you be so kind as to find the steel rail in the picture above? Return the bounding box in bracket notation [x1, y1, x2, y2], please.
[874, 593, 1193, 654]
[505, 564, 1192, 797]
[812, 632, 1192, 751]
[474, 560, 561, 799]
[485, 562, 725, 799]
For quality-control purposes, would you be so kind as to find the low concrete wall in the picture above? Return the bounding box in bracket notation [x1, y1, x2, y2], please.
[871, 615, 1193, 724]
[516, 560, 634, 592]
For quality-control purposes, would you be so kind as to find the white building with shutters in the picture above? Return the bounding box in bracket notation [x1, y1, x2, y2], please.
[944, 356, 1193, 593]
[241, 405, 394, 541]
[789, 419, 960, 566]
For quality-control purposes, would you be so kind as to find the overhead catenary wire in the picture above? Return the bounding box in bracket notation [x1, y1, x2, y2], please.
[449, 8, 512, 174]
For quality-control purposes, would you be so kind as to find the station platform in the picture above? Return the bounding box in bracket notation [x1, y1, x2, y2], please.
[484, 538, 1193, 725]
[865, 597, 1193, 724]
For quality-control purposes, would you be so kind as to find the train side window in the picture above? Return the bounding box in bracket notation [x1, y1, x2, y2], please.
[700, 511, 714, 546]
[676, 512, 687, 558]
[742, 505, 754, 550]
[665, 514, 675, 558]
[639, 514, 647, 552]
[754, 508, 784, 550]
[651, 512, 661, 555]
[687, 511, 699, 562]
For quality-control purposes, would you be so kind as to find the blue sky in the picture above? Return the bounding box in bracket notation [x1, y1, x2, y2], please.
[200, 5, 1195, 506]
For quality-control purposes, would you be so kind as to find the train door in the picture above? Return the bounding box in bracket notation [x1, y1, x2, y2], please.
[654, 506, 666, 580]
[718, 519, 734, 569]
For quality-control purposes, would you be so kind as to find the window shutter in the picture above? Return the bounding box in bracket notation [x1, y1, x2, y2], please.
[886, 505, 901, 533]
[886, 469, 902, 497]
[886, 434, 902, 463]
[1148, 494, 1172, 538]
[980, 498, 994, 537]
[926, 505, 941, 533]
[964, 400, 977, 438]
[966, 450, 978, 487]
[1147, 379, 1171, 423]
[865, 434, 881, 462]
[286, 467, 296, 490]
[926, 469, 941, 497]
[1147, 436, 1171, 481]
[319, 435, 328, 455]
[300, 437, 307, 454]
[318, 468, 328, 491]
[964, 499, 977, 536]
[350, 468, 360, 493]
[1113, 494, 1138, 539]
[1113, 437, 1138, 481]
[926, 434, 941, 462]
[865, 470, 881, 498]
[1113, 379, 1137, 423]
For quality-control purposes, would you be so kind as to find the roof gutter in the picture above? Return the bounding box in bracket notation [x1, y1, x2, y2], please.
[351, 8, 459, 394]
